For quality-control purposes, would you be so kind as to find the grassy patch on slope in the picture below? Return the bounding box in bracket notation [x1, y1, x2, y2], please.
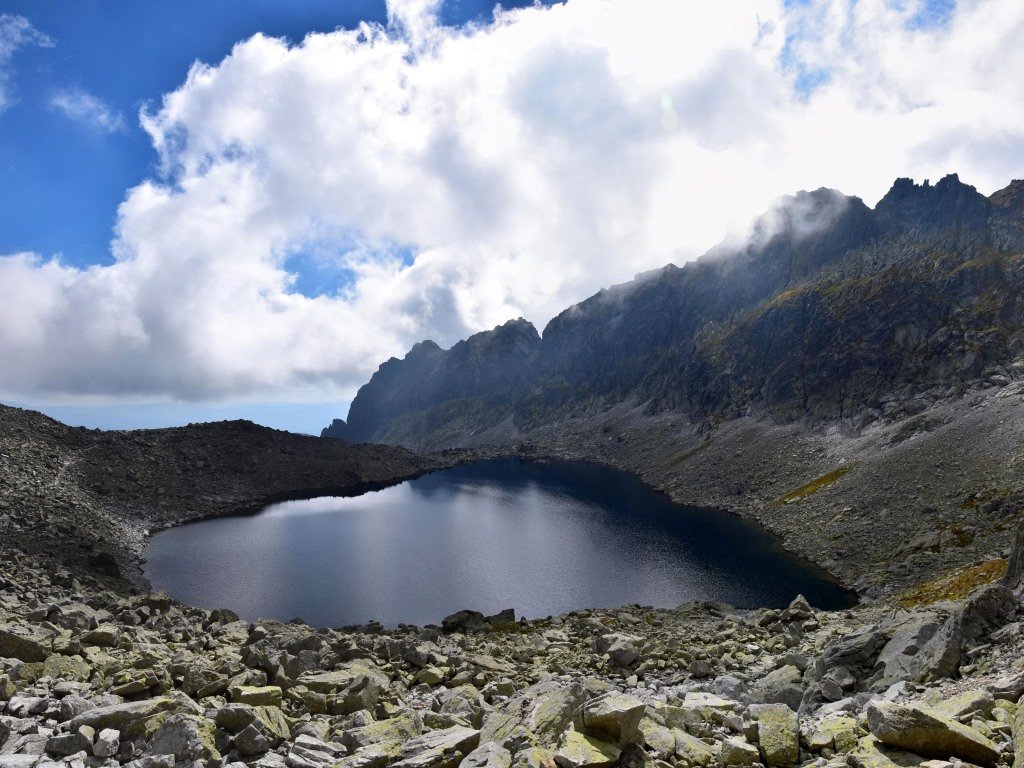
[897, 559, 1007, 607]
[776, 462, 858, 505]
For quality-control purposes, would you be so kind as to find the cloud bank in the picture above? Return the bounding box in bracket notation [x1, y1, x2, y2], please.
[3, 0, 1024, 403]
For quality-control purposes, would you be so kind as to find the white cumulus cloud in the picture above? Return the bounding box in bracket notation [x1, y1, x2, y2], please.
[2, 0, 1024, 405]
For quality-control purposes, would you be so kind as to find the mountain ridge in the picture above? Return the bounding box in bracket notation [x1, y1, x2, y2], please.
[324, 173, 1024, 446]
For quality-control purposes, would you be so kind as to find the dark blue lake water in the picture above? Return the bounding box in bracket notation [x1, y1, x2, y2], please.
[144, 458, 854, 626]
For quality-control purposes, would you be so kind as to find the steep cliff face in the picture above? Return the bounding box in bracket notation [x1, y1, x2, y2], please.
[325, 319, 541, 442]
[328, 175, 1024, 448]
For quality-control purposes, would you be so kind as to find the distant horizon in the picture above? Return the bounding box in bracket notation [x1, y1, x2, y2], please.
[8, 399, 349, 436]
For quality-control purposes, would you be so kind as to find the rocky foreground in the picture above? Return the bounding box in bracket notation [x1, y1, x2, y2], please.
[4, 403, 1024, 768]
[2, 547, 1024, 768]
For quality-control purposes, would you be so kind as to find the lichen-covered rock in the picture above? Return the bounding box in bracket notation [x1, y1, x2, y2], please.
[148, 713, 221, 763]
[286, 734, 348, 767]
[874, 614, 945, 686]
[392, 725, 482, 768]
[553, 729, 619, 768]
[750, 665, 803, 711]
[720, 737, 759, 767]
[849, 735, 924, 768]
[482, 680, 585, 747]
[45, 725, 94, 757]
[673, 730, 716, 768]
[592, 634, 641, 667]
[82, 624, 120, 647]
[866, 700, 999, 767]
[0, 624, 55, 662]
[462, 740, 514, 768]
[935, 689, 994, 721]
[806, 715, 859, 753]
[637, 716, 675, 760]
[69, 693, 203, 740]
[582, 692, 646, 745]
[511, 746, 557, 768]
[230, 684, 283, 707]
[298, 658, 389, 693]
[751, 703, 799, 767]
[218, 703, 291, 756]
[339, 712, 423, 752]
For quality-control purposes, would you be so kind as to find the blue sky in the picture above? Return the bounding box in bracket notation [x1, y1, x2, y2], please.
[0, 0, 539, 433]
[1, 0, 1021, 435]
[0, 0, 538, 267]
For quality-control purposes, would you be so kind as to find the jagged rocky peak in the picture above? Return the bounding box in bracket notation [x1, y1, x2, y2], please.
[405, 339, 443, 359]
[426, 317, 541, 375]
[320, 418, 347, 440]
[990, 178, 1024, 210]
[337, 317, 542, 443]
[988, 179, 1024, 249]
[747, 187, 858, 247]
[459, 316, 541, 351]
[875, 172, 990, 233]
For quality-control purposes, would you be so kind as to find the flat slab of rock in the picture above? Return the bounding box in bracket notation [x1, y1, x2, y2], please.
[230, 685, 283, 707]
[849, 735, 925, 768]
[392, 725, 481, 768]
[69, 694, 203, 740]
[339, 712, 423, 753]
[297, 659, 389, 693]
[934, 690, 994, 721]
[992, 669, 1024, 701]
[866, 700, 999, 767]
[286, 734, 348, 767]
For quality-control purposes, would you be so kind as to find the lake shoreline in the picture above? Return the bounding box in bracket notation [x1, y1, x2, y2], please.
[144, 456, 857, 628]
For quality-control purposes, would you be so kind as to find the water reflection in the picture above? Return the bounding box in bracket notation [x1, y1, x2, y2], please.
[145, 458, 855, 627]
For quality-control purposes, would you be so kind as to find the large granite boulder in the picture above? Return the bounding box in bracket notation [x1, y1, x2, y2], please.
[866, 700, 999, 767]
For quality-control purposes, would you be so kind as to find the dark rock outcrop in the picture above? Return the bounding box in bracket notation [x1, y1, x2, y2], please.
[320, 418, 348, 440]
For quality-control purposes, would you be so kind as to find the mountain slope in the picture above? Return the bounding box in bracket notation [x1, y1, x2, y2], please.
[326, 174, 1024, 446]
[320, 174, 1024, 597]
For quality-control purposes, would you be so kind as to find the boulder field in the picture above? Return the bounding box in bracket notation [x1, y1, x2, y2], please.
[2, 548, 1024, 768]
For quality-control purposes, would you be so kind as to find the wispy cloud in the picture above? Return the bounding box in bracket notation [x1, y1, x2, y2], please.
[0, 14, 54, 113]
[50, 87, 126, 133]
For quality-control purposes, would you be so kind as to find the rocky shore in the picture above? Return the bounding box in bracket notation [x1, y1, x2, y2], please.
[3, 543, 1024, 768]
[483, 377, 1024, 600]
